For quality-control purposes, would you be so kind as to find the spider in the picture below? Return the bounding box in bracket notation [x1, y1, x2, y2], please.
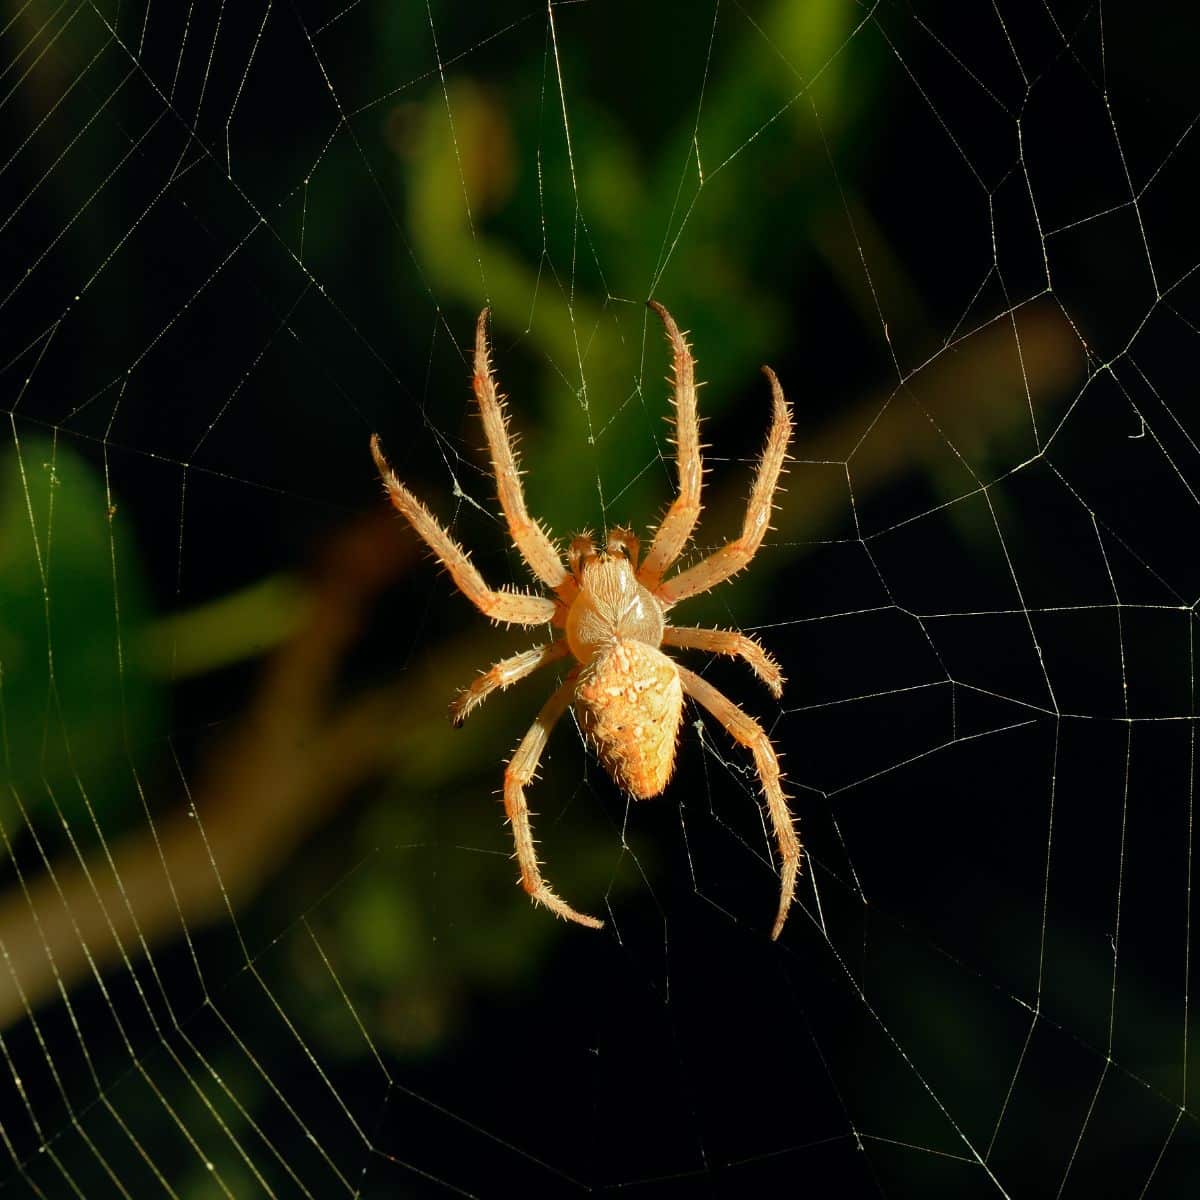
[370, 303, 800, 938]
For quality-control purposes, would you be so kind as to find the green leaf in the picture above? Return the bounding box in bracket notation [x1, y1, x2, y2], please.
[0, 434, 158, 833]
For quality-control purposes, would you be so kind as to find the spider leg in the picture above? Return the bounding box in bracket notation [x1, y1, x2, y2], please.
[656, 366, 793, 607]
[473, 310, 574, 599]
[639, 302, 703, 588]
[504, 672, 604, 930]
[662, 625, 784, 698]
[676, 664, 799, 940]
[450, 640, 570, 726]
[371, 435, 558, 626]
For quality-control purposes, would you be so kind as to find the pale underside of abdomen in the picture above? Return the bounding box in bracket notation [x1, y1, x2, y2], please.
[575, 639, 684, 800]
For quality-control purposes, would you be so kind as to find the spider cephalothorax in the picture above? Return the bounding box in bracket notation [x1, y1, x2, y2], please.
[371, 303, 800, 938]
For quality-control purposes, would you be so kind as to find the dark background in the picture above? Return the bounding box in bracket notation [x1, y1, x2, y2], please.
[1, 1, 1198, 1196]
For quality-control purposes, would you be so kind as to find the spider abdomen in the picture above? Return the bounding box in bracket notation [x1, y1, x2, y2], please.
[575, 639, 684, 799]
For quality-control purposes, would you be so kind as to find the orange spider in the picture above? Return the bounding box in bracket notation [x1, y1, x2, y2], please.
[370, 303, 799, 938]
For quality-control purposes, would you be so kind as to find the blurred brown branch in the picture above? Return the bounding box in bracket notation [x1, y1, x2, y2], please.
[0, 511, 414, 1028]
[0, 300, 1082, 1028]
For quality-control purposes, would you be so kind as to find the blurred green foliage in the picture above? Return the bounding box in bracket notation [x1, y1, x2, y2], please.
[399, 0, 880, 544]
[0, 435, 157, 834]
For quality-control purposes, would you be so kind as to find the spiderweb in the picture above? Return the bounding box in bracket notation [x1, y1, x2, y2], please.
[1, 0, 1197, 1195]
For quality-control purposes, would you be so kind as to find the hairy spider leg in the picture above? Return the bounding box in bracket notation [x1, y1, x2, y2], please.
[504, 672, 604, 930]
[657, 367, 793, 606]
[677, 664, 799, 940]
[661, 625, 784, 697]
[450, 640, 570, 726]
[473, 310, 575, 600]
[639, 301, 703, 588]
[370, 435, 557, 626]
